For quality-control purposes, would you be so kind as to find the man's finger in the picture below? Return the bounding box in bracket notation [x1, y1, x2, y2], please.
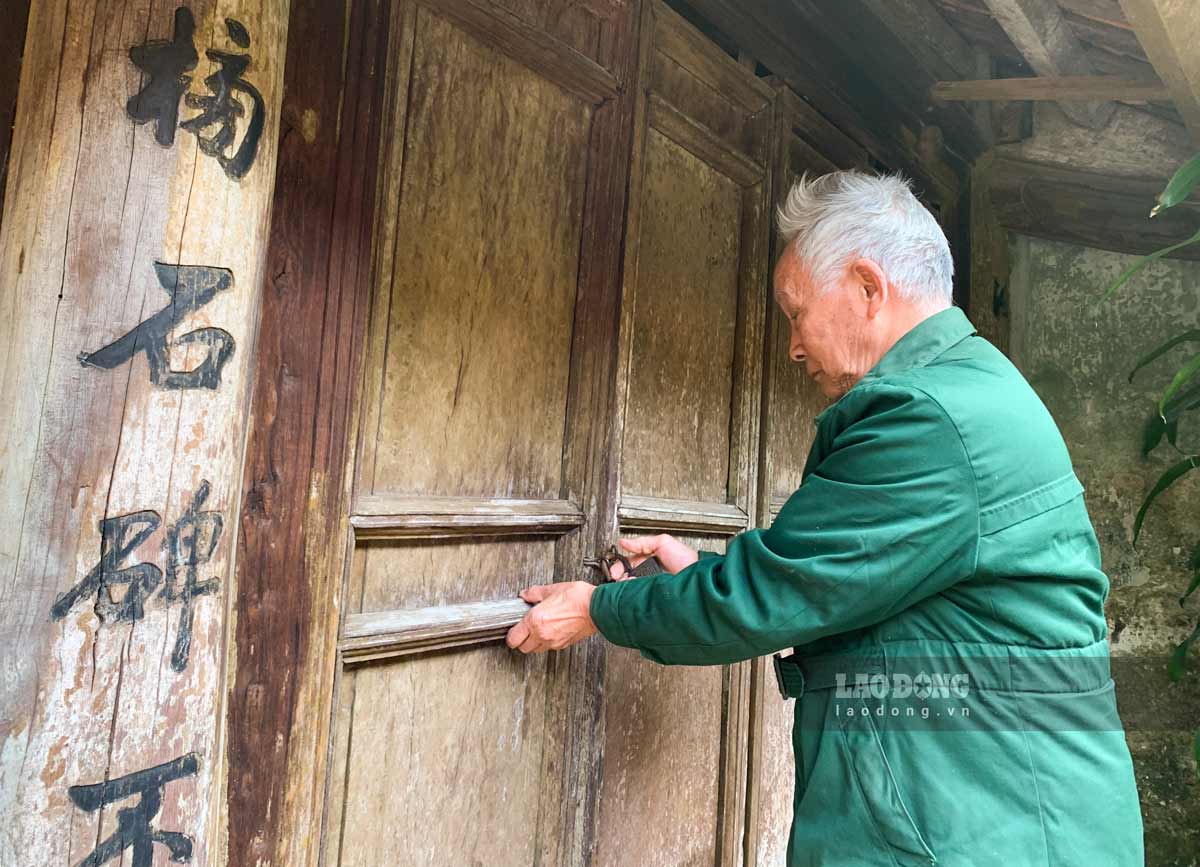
[520, 585, 549, 603]
[506, 618, 530, 649]
[517, 629, 542, 654]
[618, 535, 657, 555]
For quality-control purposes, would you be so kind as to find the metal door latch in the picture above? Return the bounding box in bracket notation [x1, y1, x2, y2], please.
[582, 544, 666, 583]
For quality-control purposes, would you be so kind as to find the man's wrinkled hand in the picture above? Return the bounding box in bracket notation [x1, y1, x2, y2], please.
[506, 581, 597, 654]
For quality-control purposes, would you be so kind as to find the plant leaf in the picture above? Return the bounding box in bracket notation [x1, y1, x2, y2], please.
[1159, 353, 1200, 417]
[1193, 728, 1200, 781]
[1181, 571, 1200, 607]
[1141, 412, 1168, 456]
[1128, 329, 1200, 383]
[1168, 620, 1200, 681]
[1152, 152, 1200, 217]
[1133, 455, 1200, 546]
[1098, 229, 1200, 303]
[1162, 382, 1200, 423]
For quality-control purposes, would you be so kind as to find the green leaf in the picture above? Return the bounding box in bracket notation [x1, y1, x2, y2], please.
[1191, 543, 1200, 572]
[1141, 412, 1168, 456]
[1152, 152, 1200, 217]
[1159, 353, 1200, 417]
[1098, 228, 1200, 303]
[1133, 455, 1200, 546]
[1162, 383, 1200, 423]
[1193, 728, 1200, 780]
[1181, 571, 1200, 607]
[1127, 329, 1200, 383]
[1168, 620, 1200, 681]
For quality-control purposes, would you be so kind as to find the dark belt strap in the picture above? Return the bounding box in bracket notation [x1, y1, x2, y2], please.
[771, 648, 1111, 700]
[773, 652, 884, 699]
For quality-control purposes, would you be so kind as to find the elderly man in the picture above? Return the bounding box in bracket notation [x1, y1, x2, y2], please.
[506, 170, 1144, 865]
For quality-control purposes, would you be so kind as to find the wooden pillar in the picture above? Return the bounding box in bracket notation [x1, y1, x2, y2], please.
[225, 0, 389, 862]
[0, 1, 287, 864]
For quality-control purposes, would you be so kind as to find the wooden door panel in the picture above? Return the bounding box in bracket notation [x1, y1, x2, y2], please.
[599, 4, 775, 864]
[622, 127, 742, 503]
[323, 0, 635, 862]
[593, 531, 729, 867]
[334, 646, 550, 866]
[748, 85, 867, 867]
[351, 536, 558, 612]
[361, 7, 590, 501]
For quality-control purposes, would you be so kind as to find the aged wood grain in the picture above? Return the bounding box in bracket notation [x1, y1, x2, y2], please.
[334, 645, 550, 866]
[591, 533, 730, 867]
[340, 598, 534, 662]
[988, 153, 1200, 260]
[932, 74, 1169, 102]
[363, 8, 590, 501]
[599, 4, 772, 864]
[0, 2, 287, 865]
[225, 0, 389, 861]
[306, 0, 644, 865]
[0, 0, 30, 219]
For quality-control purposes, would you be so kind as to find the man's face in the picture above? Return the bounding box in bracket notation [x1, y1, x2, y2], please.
[771, 248, 878, 400]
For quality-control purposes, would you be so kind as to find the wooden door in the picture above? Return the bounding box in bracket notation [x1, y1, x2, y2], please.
[594, 4, 775, 865]
[745, 85, 868, 866]
[320, 0, 637, 863]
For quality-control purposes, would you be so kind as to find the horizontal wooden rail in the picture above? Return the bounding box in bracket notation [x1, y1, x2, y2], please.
[618, 494, 750, 533]
[648, 93, 765, 187]
[931, 75, 1169, 103]
[350, 495, 585, 539]
[437, 0, 619, 105]
[340, 598, 534, 664]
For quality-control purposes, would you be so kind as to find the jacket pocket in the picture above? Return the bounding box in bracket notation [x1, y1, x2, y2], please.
[837, 710, 937, 866]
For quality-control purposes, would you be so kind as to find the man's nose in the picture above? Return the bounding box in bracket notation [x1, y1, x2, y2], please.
[789, 338, 805, 364]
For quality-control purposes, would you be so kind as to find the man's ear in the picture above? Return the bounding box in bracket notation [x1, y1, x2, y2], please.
[852, 258, 889, 319]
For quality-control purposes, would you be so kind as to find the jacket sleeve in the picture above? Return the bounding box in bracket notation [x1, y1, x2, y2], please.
[588, 384, 980, 665]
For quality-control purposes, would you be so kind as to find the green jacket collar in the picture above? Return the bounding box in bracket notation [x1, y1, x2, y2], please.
[814, 305, 977, 426]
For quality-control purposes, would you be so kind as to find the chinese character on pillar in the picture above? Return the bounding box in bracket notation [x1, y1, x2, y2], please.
[67, 753, 200, 867]
[77, 262, 235, 390]
[125, 8, 265, 179]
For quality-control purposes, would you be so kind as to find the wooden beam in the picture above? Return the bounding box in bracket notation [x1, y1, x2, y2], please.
[1119, 0, 1200, 144]
[933, 75, 1169, 101]
[988, 155, 1200, 259]
[982, 0, 1117, 128]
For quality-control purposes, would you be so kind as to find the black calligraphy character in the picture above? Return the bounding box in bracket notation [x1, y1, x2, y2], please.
[180, 18, 264, 179]
[126, 7, 199, 147]
[78, 262, 235, 390]
[68, 753, 199, 867]
[51, 511, 163, 624]
[161, 480, 222, 672]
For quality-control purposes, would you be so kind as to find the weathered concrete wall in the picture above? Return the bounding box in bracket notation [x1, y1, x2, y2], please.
[1008, 234, 1200, 866]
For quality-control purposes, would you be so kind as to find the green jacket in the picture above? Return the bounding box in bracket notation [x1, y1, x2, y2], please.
[590, 306, 1144, 866]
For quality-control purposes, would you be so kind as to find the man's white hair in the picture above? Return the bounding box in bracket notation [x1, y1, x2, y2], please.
[776, 170, 954, 304]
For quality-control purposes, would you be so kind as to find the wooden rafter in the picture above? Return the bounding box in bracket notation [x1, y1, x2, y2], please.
[1119, 0, 1200, 145]
[982, 0, 1117, 128]
[933, 74, 1168, 101]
